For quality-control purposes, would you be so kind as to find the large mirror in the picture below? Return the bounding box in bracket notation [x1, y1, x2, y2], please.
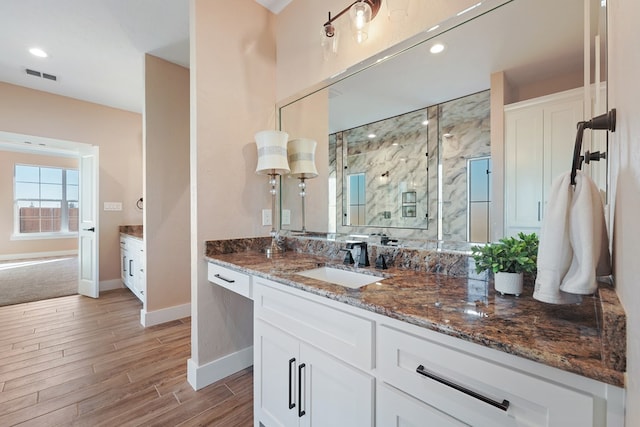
[280, 0, 607, 248]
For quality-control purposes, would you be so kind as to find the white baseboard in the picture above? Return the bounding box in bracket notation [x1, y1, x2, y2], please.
[140, 302, 191, 327]
[100, 279, 123, 292]
[0, 250, 78, 261]
[187, 346, 253, 391]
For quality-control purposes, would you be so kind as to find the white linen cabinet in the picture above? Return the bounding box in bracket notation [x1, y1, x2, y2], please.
[504, 87, 583, 237]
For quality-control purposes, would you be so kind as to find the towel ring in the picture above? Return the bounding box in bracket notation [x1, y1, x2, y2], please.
[570, 109, 616, 186]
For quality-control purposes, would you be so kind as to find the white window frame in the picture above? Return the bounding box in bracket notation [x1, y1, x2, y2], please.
[13, 164, 79, 239]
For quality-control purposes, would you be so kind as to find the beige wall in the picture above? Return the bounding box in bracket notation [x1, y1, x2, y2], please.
[190, 0, 275, 372]
[280, 89, 329, 232]
[608, 0, 640, 423]
[144, 55, 191, 313]
[0, 82, 142, 283]
[0, 150, 78, 257]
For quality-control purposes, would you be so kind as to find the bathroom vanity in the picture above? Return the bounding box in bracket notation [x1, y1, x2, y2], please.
[206, 238, 625, 427]
[119, 225, 145, 303]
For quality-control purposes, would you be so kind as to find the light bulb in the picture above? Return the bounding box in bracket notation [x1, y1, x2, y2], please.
[350, 1, 372, 43]
[355, 10, 366, 29]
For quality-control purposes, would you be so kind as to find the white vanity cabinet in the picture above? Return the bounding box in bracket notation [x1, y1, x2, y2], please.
[119, 234, 145, 303]
[504, 87, 583, 237]
[376, 323, 603, 427]
[208, 261, 624, 427]
[253, 277, 375, 427]
[207, 263, 252, 299]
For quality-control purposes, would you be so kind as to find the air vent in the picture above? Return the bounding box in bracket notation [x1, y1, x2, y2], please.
[25, 68, 57, 82]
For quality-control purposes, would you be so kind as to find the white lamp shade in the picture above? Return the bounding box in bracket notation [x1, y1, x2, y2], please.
[255, 130, 290, 175]
[288, 138, 318, 178]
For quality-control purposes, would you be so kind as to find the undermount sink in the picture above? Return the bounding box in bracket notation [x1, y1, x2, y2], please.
[295, 266, 383, 289]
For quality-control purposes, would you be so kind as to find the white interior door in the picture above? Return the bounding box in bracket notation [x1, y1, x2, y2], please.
[78, 146, 99, 297]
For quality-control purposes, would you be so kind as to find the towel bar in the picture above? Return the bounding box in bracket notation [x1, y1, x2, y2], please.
[570, 109, 616, 186]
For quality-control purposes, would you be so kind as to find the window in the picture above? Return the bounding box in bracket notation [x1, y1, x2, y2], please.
[14, 164, 79, 235]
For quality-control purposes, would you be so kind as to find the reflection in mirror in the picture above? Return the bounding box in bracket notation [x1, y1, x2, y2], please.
[333, 90, 490, 241]
[347, 172, 366, 225]
[279, 0, 607, 249]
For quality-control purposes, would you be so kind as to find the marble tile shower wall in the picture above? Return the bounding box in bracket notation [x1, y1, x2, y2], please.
[332, 90, 490, 241]
[439, 91, 491, 241]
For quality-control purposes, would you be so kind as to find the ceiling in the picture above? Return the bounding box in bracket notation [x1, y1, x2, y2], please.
[0, 0, 289, 114]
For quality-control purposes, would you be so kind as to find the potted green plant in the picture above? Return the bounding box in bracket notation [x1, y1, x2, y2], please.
[471, 232, 539, 296]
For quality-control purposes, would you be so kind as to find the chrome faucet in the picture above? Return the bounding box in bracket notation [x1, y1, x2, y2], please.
[346, 242, 369, 267]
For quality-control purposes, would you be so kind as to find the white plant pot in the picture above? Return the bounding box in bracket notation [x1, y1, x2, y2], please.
[494, 271, 523, 296]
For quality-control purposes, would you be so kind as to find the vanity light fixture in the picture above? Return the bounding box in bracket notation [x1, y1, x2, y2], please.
[287, 138, 318, 233]
[255, 130, 290, 255]
[323, 0, 382, 46]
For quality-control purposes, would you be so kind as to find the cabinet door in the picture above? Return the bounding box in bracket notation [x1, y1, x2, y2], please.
[255, 320, 300, 427]
[134, 244, 145, 300]
[120, 241, 129, 285]
[542, 97, 583, 208]
[377, 382, 469, 427]
[300, 342, 374, 427]
[504, 107, 544, 236]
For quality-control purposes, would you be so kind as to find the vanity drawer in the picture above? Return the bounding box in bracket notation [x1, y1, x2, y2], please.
[377, 324, 595, 427]
[254, 277, 374, 370]
[207, 263, 252, 299]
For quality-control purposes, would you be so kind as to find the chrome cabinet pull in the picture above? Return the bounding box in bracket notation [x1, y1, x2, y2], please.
[416, 365, 509, 412]
[288, 358, 296, 410]
[298, 363, 306, 417]
[214, 274, 235, 283]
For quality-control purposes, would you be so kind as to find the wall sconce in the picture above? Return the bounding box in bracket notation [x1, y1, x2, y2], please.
[323, 0, 382, 45]
[288, 138, 318, 233]
[255, 130, 290, 255]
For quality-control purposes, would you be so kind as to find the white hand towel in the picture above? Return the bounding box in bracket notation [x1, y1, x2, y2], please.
[534, 170, 611, 304]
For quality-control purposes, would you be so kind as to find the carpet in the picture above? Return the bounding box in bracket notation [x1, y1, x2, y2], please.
[0, 256, 78, 307]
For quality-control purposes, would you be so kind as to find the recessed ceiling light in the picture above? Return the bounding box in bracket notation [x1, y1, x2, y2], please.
[29, 48, 48, 58]
[368, 133, 376, 138]
[430, 43, 445, 54]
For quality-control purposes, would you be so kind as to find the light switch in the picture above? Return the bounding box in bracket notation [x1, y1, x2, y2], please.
[104, 202, 122, 211]
[282, 209, 291, 225]
[262, 209, 272, 226]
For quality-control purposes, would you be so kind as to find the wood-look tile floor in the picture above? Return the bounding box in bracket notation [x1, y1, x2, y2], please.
[0, 289, 253, 426]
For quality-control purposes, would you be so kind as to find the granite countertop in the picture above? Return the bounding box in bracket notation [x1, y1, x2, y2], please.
[206, 249, 625, 388]
[119, 225, 143, 240]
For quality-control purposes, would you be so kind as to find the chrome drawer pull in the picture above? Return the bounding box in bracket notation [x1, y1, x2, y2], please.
[416, 365, 510, 412]
[214, 274, 235, 283]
